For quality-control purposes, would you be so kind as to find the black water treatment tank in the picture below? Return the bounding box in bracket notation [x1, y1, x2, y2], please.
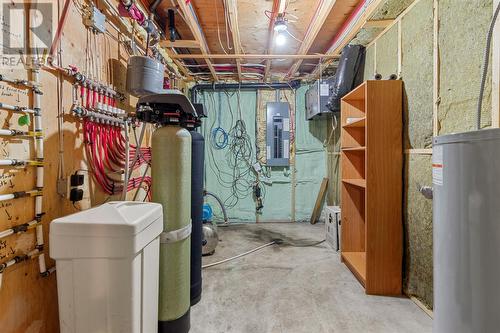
[190, 130, 205, 305]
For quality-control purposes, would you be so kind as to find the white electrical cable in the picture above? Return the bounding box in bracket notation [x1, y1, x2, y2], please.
[202, 241, 276, 269]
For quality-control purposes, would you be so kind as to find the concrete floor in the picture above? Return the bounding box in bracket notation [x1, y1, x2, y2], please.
[191, 222, 432, 333]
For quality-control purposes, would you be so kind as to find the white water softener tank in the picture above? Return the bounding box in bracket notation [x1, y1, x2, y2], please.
[433, 129, 500, 333]
[50, 202, 163, 333]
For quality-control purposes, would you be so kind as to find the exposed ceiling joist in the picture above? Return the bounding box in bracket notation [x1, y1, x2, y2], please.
[226, 0, 243, 81]
[170, 54, 339, 59]
[160, 40, 200, 48]
[311, 0, 385, 79]
[175, 0, 219, 81]
[264, 0, 283, 82]
[165, 49, 194, 79]
[287, 0, 338, 78]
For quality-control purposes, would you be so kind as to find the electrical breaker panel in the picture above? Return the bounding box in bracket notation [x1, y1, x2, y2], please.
[305, 77, 335, 120]
[266, 102, 290, 167]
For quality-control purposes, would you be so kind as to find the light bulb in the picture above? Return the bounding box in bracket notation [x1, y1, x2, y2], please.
[275, 33, 286, 46]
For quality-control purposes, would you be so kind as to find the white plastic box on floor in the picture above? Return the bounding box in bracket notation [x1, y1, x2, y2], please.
[324, 206, 341, 251]
[49, 201, 163, 333]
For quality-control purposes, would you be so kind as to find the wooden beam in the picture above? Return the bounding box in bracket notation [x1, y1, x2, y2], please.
[310, 177, 329, 224]
[226, 0, 243, 81]
[310, 0, 424, 79]
[170, 53, 339, 59]
[164, 48, 193, 79]
[287, 0, 337, 78]
[364, 19, 394, 28]
[160, 40, 200, 49]
[175, 0, 218, 81]
[264, 0, 284, 81]
[310, 0, 385, 79]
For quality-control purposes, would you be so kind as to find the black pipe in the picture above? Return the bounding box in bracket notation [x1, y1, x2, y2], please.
[190, 80, 301, 103]
[168, 9, 176, 42]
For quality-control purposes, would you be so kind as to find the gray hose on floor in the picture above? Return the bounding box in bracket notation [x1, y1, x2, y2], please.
[204, 190, 229, 223]
[202, 241, 276, 269]
[477, 2, 500, 130]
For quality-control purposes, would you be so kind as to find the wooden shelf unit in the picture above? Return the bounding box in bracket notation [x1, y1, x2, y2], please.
[340, 80, 403, 296]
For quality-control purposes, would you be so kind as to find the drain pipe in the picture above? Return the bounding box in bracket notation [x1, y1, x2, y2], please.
[190, 80, 301, 103]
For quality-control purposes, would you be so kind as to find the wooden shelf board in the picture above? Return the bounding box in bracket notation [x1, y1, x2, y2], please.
[342, 252, 366, 286]
[342, 179, 366, 188]
[343, 117, 366, 128]
[342, 82, 366, 101]
[342, 146, 366, 152]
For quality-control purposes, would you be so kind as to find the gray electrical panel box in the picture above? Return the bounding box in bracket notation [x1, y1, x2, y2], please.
[305, 77, 335, 120]
[266, 102, 290, 167]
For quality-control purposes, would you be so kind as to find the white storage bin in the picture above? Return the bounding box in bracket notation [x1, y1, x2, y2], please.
[50, 201, 163, 333]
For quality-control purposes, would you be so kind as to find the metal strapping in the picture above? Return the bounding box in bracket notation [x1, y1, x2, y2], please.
[160, 224, 192, 244]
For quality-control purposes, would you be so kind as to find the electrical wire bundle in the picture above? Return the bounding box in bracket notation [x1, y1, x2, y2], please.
[203, 90, 265, 211]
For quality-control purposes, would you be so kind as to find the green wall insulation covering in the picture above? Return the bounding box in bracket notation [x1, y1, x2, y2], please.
[200, 87, 326, 222]
[152, 125, 192, 327]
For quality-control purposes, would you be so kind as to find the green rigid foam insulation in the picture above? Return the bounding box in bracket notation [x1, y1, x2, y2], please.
[152, 125, 192, 322]
[200, 87, 326, 222]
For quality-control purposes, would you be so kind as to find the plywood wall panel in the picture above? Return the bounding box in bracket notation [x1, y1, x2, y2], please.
[0, 1, 152, 331]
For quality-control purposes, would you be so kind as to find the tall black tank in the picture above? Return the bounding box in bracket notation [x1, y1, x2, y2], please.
[189, 130, 205, 305]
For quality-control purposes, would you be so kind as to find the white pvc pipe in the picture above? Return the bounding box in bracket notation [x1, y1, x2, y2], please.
[0, 102, 17, 111]
[0, 229, 13, 239]
[0, 129, 14, 136]
[0, 102, 35, 114]
[0, 193, 15, 202]
[31, 63, 50, 276]
[36, 167, 43, 189]
[0, 219, 38, 240]
[0, 159, 16, 166]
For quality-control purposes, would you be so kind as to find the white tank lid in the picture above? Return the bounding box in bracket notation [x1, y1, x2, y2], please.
[50, 201, 162, 237]
[50, 202, 163, 259]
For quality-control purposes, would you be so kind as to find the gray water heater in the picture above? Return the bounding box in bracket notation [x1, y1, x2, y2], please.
[266, 102, 290, 167]
[433, 129, 500, 333]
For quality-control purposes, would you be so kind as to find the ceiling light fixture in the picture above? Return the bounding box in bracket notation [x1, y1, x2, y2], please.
[275, 32, 286, 46]
[274, 15, 287, 32]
